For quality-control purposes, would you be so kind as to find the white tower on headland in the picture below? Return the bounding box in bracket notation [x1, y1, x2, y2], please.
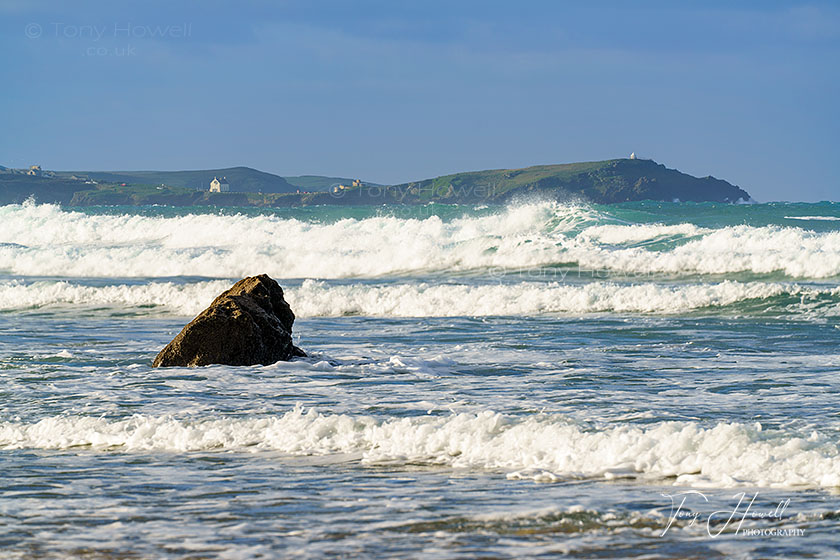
[629, 152, 636, 160]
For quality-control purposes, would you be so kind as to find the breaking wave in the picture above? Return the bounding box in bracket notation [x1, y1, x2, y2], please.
[1, 407, 837, 488]
[2, 278, 838, 317]
[1, 202, 839, 279]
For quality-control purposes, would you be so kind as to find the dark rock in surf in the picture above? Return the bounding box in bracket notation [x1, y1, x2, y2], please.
[152, 274, 305, 367]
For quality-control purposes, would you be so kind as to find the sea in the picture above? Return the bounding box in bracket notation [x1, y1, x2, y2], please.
[1, 199, 839, 559]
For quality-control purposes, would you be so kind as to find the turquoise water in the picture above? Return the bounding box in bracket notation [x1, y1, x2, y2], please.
[1, 200, 839, 558]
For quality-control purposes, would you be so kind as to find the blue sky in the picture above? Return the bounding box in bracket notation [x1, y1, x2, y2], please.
[1, 0, 838, 201]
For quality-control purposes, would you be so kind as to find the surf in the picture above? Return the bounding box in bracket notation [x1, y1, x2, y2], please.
[1, 407, 837, 489]
[1, 201, 839, 280]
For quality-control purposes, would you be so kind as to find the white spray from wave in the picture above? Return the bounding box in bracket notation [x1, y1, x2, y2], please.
[0, 202, 594, 278]
[2, 202, 840, 279]
[1, 407, 837, 488]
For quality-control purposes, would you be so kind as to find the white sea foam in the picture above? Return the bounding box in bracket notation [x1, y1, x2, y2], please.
[1, 408, 837, 488]
[2, 202, 839, 279]
[0, 201, 590, 278]
[287, 280, 839, 317]
[784, 216, 840, 221]
[578, 223, 705, 245]
[0, 279, 232, 315]
[569, 224, 840, 278]
[1, 278, 837, 317]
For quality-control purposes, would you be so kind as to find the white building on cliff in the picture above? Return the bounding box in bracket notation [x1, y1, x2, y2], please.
[209, 176, 230, 192]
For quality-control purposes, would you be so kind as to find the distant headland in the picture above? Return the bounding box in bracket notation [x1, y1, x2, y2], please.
[0, 158, 751, 207]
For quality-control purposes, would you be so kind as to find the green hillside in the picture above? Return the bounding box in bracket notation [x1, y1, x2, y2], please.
[354, 158, 750, 204]
[51, 168, 383, 194]
[0, 174, 87, 205]
[2, 158, 751, 207]
[282, 175, 384, 191]
[55, 166, 297, 194]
